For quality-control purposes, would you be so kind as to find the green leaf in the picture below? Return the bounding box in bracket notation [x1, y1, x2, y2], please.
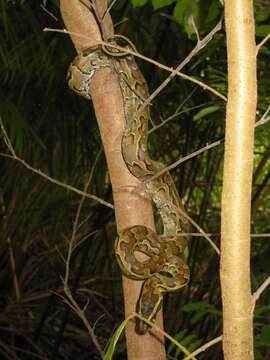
[173, 0, 199, 37]
[193, 105, 220, 121]
[260, 325, 270, 345]
[255, 5, 270, 22]
[254, 304, 270, 318]
[206, 2, 222, 23]
[256, 25, 270, 37]
[104, 318, 128, 359]
[131, 0, 149, 7]
[254, 348, 263, 360]
[173, 0, 189, 25]
[181, 302, 212, 312]
[167, 330, 187, 354]
[168, 330, 203, 357]
[181, 302, 221, 325]
[174, 335, 195, 357]
[152, 0, 175, 11]
[188, 339, 203, 353]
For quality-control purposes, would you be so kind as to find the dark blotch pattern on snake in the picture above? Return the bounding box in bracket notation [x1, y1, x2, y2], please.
[67, 35, 190, 334]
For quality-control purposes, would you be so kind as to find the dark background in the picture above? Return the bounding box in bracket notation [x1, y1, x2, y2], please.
[0, 0, 270, 358]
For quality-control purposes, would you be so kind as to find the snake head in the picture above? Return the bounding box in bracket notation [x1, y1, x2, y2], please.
[67, 60, 92, 100]
[136, 317, 150, 335]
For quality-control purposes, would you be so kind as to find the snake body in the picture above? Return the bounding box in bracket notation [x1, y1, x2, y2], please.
[68, 36, 190, 334]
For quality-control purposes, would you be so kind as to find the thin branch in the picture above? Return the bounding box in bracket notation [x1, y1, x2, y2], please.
[114, 20, 223, 120]
[145, 139, 223, 183]
[178, 71, 227, 101]
[183, 335, 223, 360]
[43, 27, 227, 102]
[7, 237, 21, 300]
[56, 291, 104, 356]
[171, 203, 220, 255]
[88, 0, 108, 41]
[130, 313, 198, 360]
[1, 192, 21, 300]
[250, 233, 270, 238]
[0, 121, 113, 209]
[255, 103, 270, 127]
[61, 152, 104, 356]
[102, 0, 118, 20]
[64, 150, 102, 285]
[252, 276, 270, 311]
[191, 16, 200, 43]
[176, 232, 270, 238]
[146, 102, 270, 186]
[40, 4, 58, 21]
[256, 32, 270, 54]
[149, 102, 212, 134]
[99, 39, 227, 103]
[0, 151, 113, 208]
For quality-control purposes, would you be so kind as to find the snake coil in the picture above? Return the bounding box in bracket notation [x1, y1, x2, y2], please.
[67, 36, 190, 334]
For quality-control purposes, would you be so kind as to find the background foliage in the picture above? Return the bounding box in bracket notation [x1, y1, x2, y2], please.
[0, 0, 270, 358]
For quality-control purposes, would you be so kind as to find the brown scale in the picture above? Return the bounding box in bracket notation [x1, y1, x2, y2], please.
[67, 36, 190, 335]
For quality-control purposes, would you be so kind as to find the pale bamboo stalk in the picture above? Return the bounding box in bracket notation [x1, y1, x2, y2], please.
[60, 0, 166, 358]
[221, 0, 257, 359]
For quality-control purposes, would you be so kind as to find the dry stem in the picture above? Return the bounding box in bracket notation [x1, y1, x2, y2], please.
[43, 27, 227, 102]
[183, 335, 222, 360]
[61, 149, 104, 356]
[256, 32, 270, 54]
[0, 120, 113, 209]
[252, 275, 270, 312]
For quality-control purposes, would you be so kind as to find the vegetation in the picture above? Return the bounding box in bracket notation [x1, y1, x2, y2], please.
[0, 0, 269, 358]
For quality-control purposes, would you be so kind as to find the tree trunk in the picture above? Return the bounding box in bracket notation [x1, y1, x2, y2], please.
[60, 0, 166, 358]
[221, 0, 257, 359]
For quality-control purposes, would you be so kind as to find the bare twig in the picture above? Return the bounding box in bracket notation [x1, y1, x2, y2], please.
[252, 276, 270, 312]
[148, 102, 212, 134]
[190, 16, 200, 43]
[56, 291, 104, 356]
[7, 238, 21, 300]
[175, 232, 270, 238]
[61, 150, 104, 356]
[40, 4, 58, 22]
[0, 121, 113, 209]
[0, 341, 46, 360]
[43, 27, 227, 102]
[183, 335, 223, 360]
[171, 202, 220, 255]
[64, 149, 102, 284]
[130, 313, 198, 360]
[250, 233, 270, 238]
[102, 0, 118, 20]
[178, 71, 226, 101]
[88, 0, 108, 41]
[146, 102, 270, 187]
[255, 103, 270, 127]
[123, 20, 223, 119]
[0, 117, 109, 355]
[1, 192, 21, 300]
[256, 33, 270, 54]
[145, 139, 223, 183]
[0, 151, 113, 208]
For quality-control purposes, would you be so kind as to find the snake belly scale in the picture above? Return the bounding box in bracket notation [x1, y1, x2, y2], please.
[68, 36, 190, 334]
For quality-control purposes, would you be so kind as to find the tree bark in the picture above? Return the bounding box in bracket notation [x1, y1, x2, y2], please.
[221, 0, 257, 359]
[60, 0, 166, 358]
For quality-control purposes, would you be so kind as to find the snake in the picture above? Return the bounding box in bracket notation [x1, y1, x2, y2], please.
[67, 35, 190, 334]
